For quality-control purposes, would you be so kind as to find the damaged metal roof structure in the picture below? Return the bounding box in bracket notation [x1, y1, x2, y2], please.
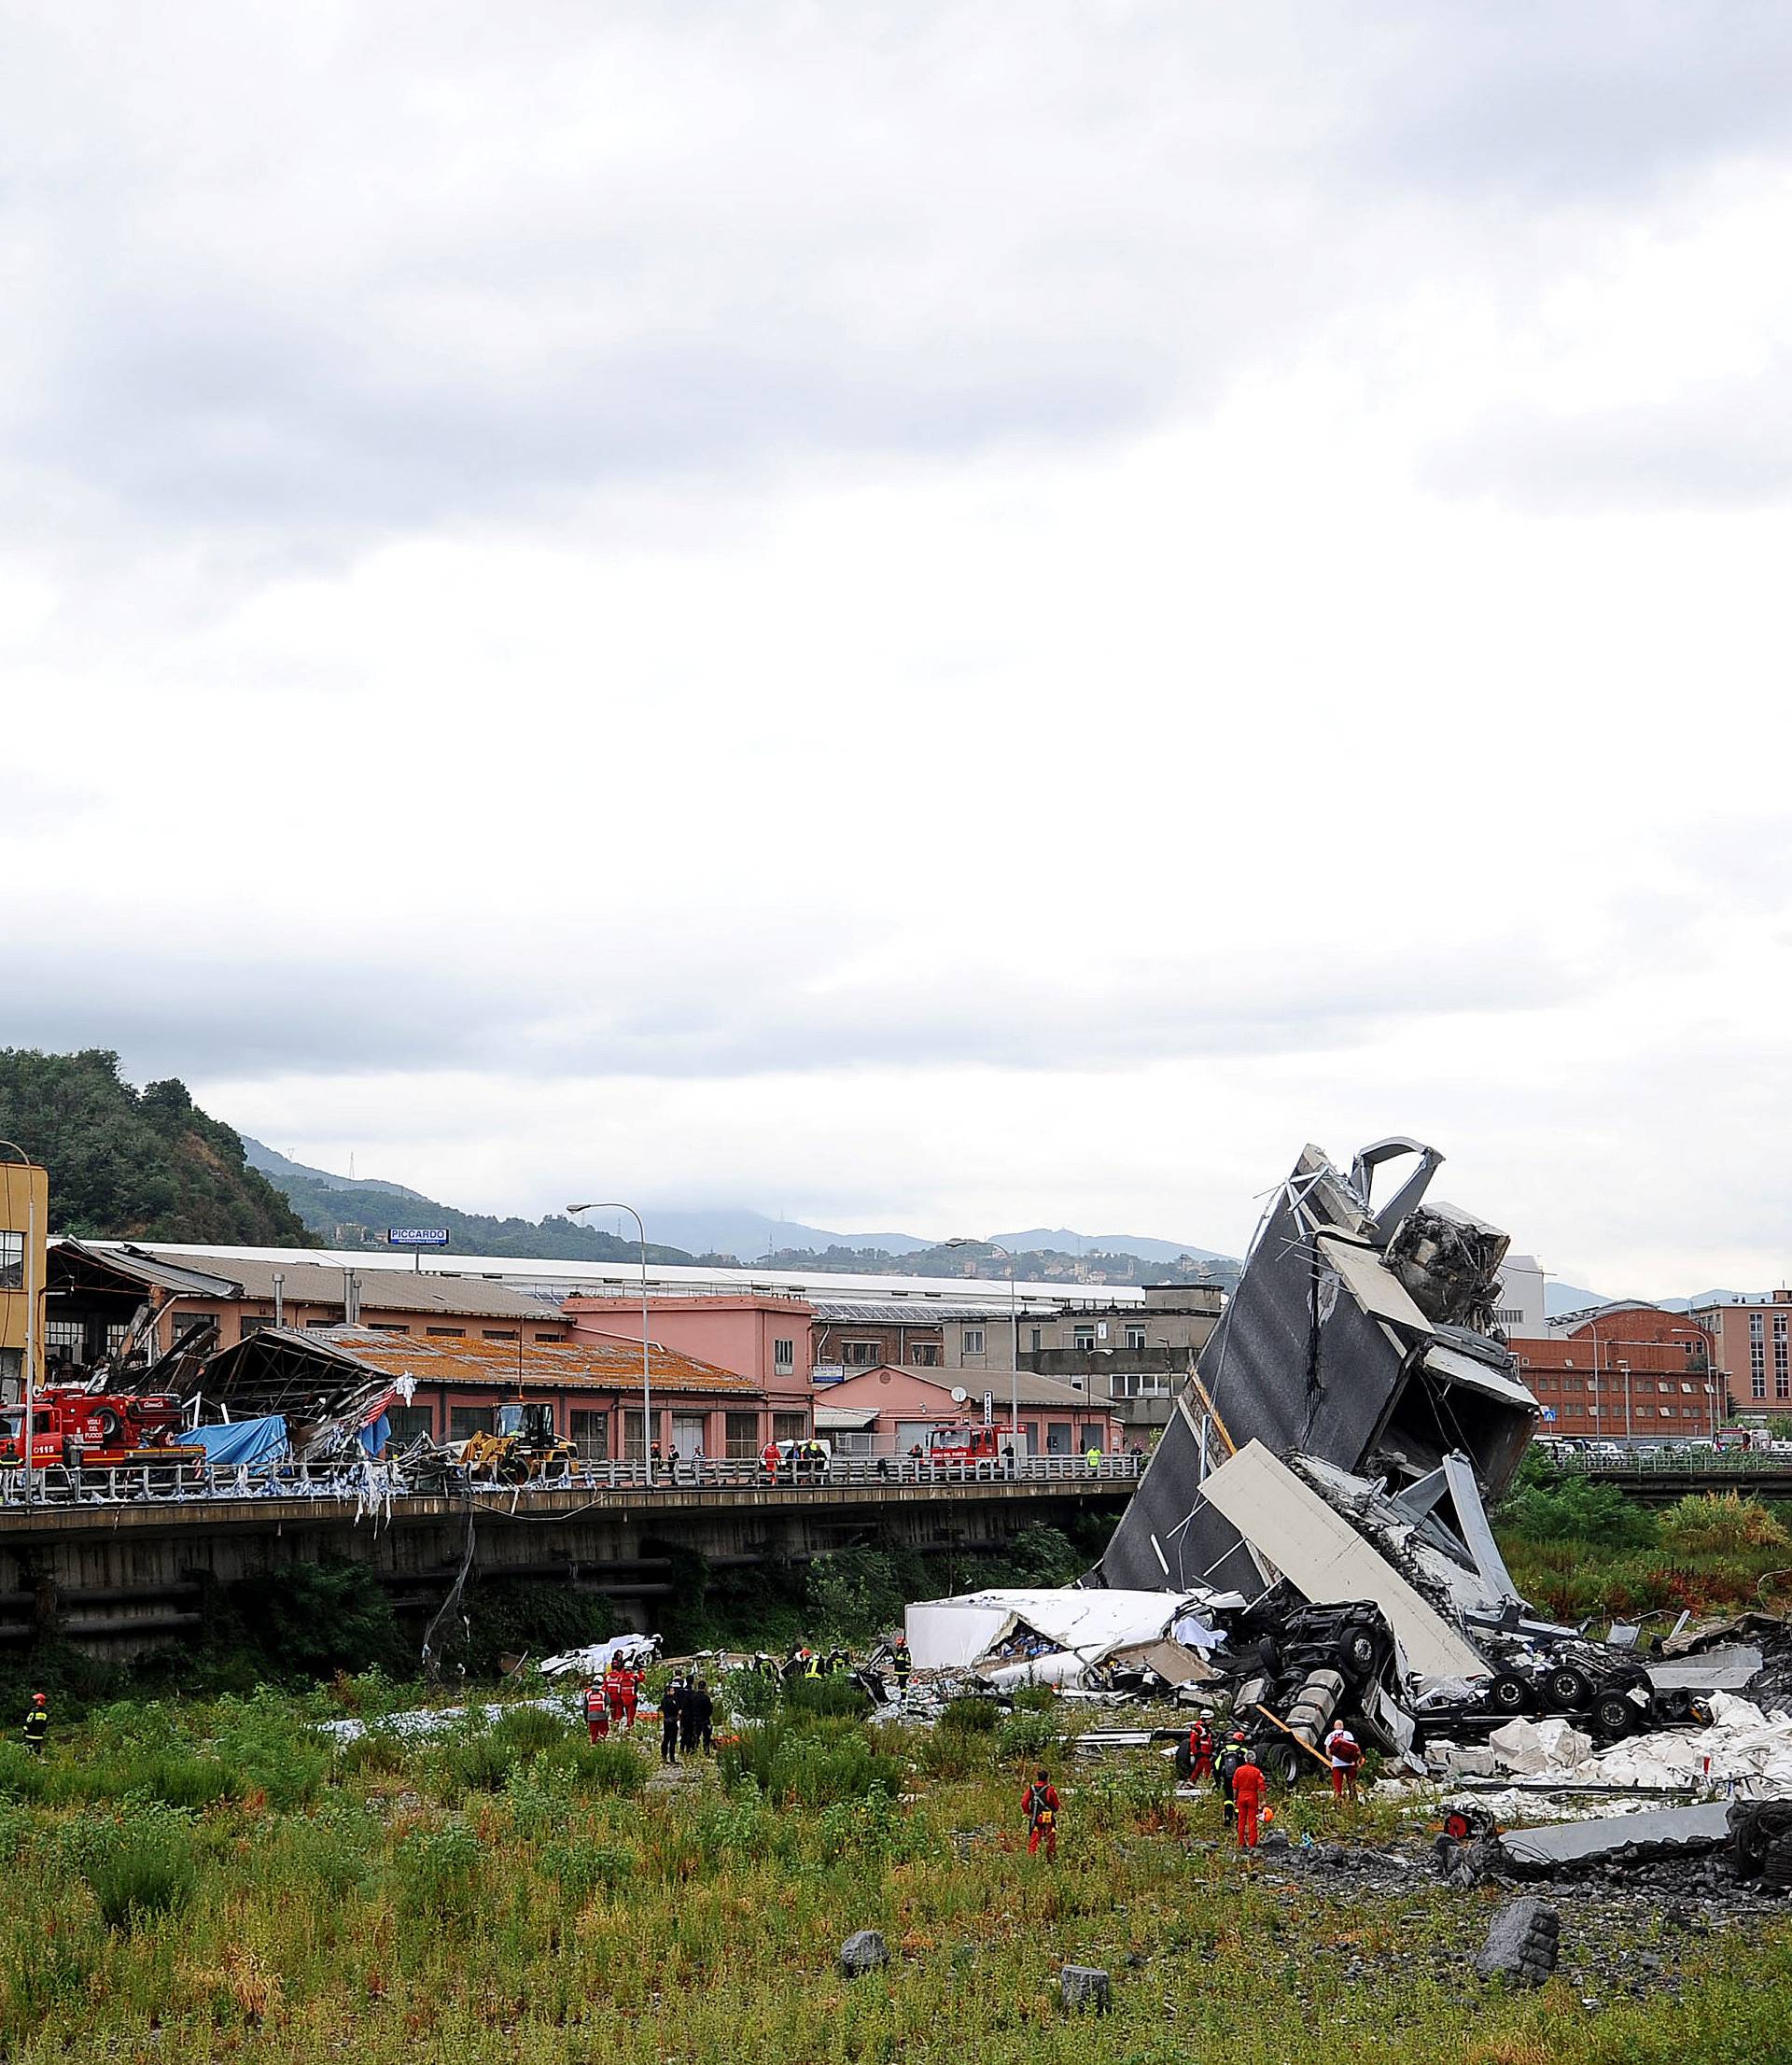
[1099, 1136, 1535, 1621]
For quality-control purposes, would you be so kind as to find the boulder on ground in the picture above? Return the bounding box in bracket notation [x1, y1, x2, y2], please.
[1473, 1898, 1560, 1986]
[1059, 1963, 1112, 2013]
[839, 1931, 889, 1977]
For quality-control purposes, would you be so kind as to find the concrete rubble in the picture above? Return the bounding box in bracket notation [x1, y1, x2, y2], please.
[899, 1135, 1792, 1890]
[1473, 1898, 1561, 1985]
[1058, 1964, 1112, 2013]
[839, 1932, 889, 1978]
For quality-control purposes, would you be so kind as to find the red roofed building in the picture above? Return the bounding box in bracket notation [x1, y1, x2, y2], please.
[203, 1324, 770, 1463]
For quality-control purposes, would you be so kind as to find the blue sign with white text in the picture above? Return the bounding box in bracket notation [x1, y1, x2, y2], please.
[386, 1229, 450, 1247]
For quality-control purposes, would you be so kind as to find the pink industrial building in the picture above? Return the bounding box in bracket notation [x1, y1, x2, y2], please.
[562, 1294, 816, 1447]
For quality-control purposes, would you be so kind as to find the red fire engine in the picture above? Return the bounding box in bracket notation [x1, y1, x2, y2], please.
[0, 1387, 204, 1470]
[918, 1423, 1007, 1467]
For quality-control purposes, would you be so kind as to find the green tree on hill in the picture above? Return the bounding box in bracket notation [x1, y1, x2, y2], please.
[0, 1048, 317, 1245]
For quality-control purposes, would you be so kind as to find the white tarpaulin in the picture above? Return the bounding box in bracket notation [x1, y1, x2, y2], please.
[1491, 1694, 1792, 1791]
[903, 1586, 1240, 1676]
[1198, 1441, 1490, 1682]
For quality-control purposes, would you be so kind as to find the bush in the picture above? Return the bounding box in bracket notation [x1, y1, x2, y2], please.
[782, 1676, 871, 1720]
[335, 1728, 409, 1777]
[491, 1703, 572, 1755]
[541, 1837, 635, 1903]
[1500, 1473, 1654, 1546]
[720, 1668, 779, 1722]
[434, 1733, 517, 1796]
[398, 1819, 483, 1918]
[218, 1560, 412, 1683]
[1659, 1494, 1791, 1555]
[938, 1696, 1000, 1735]
[63, 1805, 197, 1932]
[996, 1710, 1058, 1762]
[718, 1718, 900, 1806]
[553, 1738, 647, 1796]
[1010, 1685, 1056, 1712]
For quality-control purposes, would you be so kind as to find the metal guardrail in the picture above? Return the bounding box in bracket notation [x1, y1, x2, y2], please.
[1554, 1446, 1788, 1475]
[0, 1452, 1144, 1511]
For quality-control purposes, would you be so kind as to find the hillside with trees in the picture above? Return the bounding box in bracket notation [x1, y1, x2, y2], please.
[0, 1049, 317, 1245]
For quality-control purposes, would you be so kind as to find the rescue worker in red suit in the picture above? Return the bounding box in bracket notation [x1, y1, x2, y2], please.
[604, 1663, 631, 1731]
[1187, 1718, 1215, 1784]
[583, 1681, 610, 1743]
[1229, 1745, 1267, 1850]
[1324, 1723, 1363, 1803]
[621, 1665, 643, 1730]
[1023, 1768, 1060, 1860]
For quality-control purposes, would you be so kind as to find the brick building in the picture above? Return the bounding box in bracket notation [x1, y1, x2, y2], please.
[561, 1294, 816, 1450]
[1689, 1289, 1792, 1413]
[1510, 1301, 1724, 1441]
[203, 1325, 772, 1459]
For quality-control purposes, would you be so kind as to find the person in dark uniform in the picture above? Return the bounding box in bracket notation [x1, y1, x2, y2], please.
[21, 1693, 46, 1756]
[892, 1637, 912, 1701]
[687, 1677, 715, 1754]
[659, 1677, 684, 1764]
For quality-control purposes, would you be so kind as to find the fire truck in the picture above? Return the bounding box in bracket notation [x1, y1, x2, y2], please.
[918, 1423, 1010, 1467]
[0, 1387, 205, 1471]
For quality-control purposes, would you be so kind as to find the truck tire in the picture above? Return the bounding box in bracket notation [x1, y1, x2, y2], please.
[1592, 1690, 1634, 1738]
[1546, 1665, 1591, 1711]
[1490, 1672, 1531, 1715]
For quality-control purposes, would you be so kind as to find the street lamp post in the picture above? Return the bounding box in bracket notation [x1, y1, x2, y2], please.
[568, 1201, 654, 1485]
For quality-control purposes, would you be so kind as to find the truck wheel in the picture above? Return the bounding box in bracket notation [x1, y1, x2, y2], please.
[1592, 1691, 1633, 1737]
[1344, 1628, 1379, 1676]
[1546, 1666, 1591, 1710]
[1490, 1672, 1531, 1714]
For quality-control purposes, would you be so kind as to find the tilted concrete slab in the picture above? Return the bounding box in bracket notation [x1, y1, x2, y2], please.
[1197, 1440, 1489, 1681]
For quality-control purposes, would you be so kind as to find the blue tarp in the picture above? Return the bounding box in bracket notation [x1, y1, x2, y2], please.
[359, 1413, 391, 1459]
[189, 1417, 290, 1468]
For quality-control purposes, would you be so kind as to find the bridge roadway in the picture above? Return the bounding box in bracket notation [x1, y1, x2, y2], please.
[1572, 1462, 1792, 1505]
[0, 1458, 1141, 1658]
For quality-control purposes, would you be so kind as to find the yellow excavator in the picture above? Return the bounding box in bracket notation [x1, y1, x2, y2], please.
[455, 1401, 576, 1484]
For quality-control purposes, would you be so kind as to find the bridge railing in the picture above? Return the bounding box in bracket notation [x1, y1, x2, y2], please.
[0, 1451, 1144, 1510]
[1552, 1445, 1785, 1475]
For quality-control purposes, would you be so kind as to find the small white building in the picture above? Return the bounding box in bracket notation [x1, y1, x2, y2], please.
[1493, 1254, 1546, 1335]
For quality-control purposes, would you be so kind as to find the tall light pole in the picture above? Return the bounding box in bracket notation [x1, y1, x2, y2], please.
[945, 1239, 1021, 1449]
[0, 1145, 39, 1511]
[567, 1201, 654, 1484]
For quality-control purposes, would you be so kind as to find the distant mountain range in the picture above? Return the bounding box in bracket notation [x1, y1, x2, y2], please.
[242, 1141, 1239, 1283]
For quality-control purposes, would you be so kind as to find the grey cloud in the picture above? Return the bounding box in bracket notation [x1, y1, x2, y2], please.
[1424, 372, 1792, 512]
[2, 920, 1590, 1088]
[1360, 3, 1792, 201]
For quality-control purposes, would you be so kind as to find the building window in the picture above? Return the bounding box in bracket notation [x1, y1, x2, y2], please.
[172, 1310, 220, 1339]
[387, 1405, 433, 1443]
[843, 1341, 880, 1366]
[0, 1232, 21, 1292]
[533, 1331, 564, 1343]
[725, 1410, 758, 1460]
[1079, 1425, 1103, 1451]
[1125, 1326, 1146, 1352]
[910, 1344, 942, 1367]
[449, 1407, 496, 1440]
[427, 1327, 465, 1338]
[1752, 1336, 1767, 1398]
[1072, 1328, 1096, 1353]
[239, 1316, 274, 1341]
[570, 1410, 609, 1461]
[1029, 1328, 1042, 1353]
[772, 1412, 805, 1445]
[368, 1323, 410, 1334]
[773, 1338, 795, 1372]
[482, 1329, 519, 1342]
[1776, 1336, 1789, 1401]
[963, 1328, 985, 1356]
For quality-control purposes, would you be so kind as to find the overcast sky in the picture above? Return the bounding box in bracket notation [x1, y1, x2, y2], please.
[6, 3, 1792, 1292]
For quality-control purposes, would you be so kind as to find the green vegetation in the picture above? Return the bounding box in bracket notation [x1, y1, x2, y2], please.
[0, 1048, 315, 1244]
[1496, 1451, 1792, 1622]
[763, 1237, 1239, 1291]
[0, 1678, 1783, 2063]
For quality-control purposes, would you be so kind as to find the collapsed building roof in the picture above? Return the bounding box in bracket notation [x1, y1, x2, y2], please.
[903, 1586, 1239, 1685]
[1100, 1137, 1536, 1597]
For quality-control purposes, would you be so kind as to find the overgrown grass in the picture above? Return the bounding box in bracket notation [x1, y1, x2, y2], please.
[0, 1682, 1783, 2063]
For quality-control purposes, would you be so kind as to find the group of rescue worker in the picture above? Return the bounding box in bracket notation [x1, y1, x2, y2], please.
[1183, 1714, 1364, 1848]
[581, 1660, 647, 1741]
